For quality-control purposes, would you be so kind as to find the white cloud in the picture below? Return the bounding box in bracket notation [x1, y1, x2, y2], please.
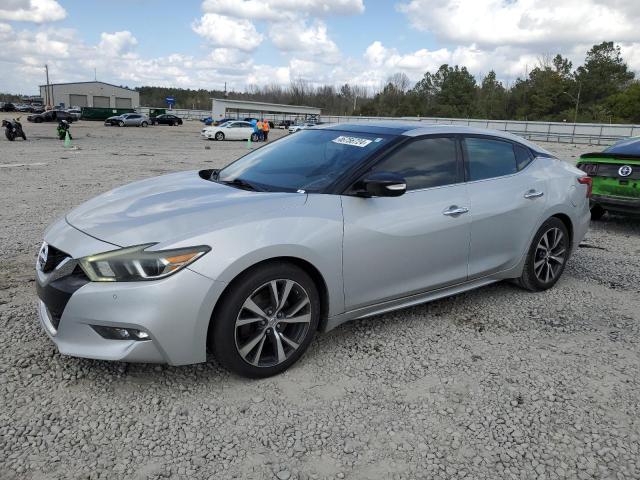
[397, 0, 640, 49]
[0, 0, 66, 23]
[269, 20, 340, 63]
[364, 41, 451, 74]
[98, 31, 138, 57]
[201, 0, 363, 20]
[192, 13, 262, 51]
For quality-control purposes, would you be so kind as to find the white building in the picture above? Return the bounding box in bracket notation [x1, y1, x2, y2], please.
[211, 98, 321, 122]
[39, 81, 140, 109]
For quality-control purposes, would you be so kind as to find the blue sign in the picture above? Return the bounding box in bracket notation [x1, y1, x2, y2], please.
[165, 96, 176, 106]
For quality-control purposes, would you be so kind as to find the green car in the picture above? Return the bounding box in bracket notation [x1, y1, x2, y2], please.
[577, 137, 640, 219]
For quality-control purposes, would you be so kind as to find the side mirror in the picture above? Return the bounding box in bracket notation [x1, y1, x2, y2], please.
[358, 172, 407, 197]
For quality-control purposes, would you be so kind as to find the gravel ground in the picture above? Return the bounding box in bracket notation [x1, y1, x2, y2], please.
[0, 115, 639, 480]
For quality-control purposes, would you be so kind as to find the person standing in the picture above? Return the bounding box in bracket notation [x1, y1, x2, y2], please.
[262, 119, 270, 142]
[256, 120, 264, 141]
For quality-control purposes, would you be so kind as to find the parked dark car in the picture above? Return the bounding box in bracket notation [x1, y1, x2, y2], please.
[151, 114, 183, 126]
[1, 102, 16, 112]
[278, 120, 295, 129]
[27, 110, 75, 123]
[214, 117, 235, 126]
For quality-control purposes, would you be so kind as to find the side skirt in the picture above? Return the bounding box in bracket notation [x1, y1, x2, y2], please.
[323, 277, 499, 332]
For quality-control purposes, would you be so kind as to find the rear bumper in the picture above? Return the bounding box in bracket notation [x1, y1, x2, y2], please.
[591, 194, 640, 215]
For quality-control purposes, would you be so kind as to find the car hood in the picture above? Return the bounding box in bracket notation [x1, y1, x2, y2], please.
[66, 171, 306, 247]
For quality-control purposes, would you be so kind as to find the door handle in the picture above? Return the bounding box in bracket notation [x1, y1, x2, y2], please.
[524, 190, 544, 199]
[443, 206, 469, 216]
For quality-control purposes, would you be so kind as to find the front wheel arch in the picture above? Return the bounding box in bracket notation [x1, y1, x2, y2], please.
[207, 257, 329, 348]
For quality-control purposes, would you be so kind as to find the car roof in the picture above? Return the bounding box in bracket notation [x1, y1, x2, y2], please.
[603, 136, 640, 156]
[315, 121, 554, 156]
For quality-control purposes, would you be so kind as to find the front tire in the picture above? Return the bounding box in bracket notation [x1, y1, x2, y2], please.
[118, 121, 125, 127]
[215, 132, 224, 141]
[210, 263, 320, 378]
[590, 205, 606, 220]
[516, 217, 570, 292]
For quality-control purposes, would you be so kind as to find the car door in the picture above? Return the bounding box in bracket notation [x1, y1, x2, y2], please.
[239, 122, 254, 139]
[221, 122, 237, 139]
[342, 136, 471, 310]
[463, 136, 547, 278]
[125, 114, 138, 126]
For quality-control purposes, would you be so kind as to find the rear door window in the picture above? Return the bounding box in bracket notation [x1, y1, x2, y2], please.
[464, 137, 517, 181]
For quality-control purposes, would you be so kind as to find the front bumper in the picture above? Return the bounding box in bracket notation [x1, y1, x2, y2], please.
[36, 219, 226, 365]
[591, 194, 640, 216]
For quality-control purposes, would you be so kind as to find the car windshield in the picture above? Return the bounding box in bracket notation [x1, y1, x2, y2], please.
[217, 129, 392, 193]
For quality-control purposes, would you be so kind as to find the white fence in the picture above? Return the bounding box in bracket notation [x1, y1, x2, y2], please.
[320, 116, 640, 145]
[137, 106, 639, 145]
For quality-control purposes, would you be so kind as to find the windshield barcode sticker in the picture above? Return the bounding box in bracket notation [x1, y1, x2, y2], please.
[332, 136, 373, 148]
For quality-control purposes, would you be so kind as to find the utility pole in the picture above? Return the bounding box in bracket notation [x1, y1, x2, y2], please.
[574, 81, 581, 124]
[45, 64, 51, 107]
[94, 68, 97, 81]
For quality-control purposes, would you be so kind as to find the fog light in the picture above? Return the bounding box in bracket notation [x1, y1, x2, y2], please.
[92, 325, 151, 341]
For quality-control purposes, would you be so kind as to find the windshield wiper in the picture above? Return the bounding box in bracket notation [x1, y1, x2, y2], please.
[219, 177, 263, 192]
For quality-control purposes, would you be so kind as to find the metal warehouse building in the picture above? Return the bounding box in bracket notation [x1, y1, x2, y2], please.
[211, 98, 321, 122]
[39, 81, 140, 109]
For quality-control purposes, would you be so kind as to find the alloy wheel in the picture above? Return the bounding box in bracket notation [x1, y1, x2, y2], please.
[234, 279, 311, 367]
[533, 227, 566, 283]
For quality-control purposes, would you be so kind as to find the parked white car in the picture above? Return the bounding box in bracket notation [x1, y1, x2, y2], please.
[289, 123, 316, 133]
[203, 121, 257, 141]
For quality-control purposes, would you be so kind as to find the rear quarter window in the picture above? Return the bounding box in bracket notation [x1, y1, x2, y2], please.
[514, 144, 534, 170]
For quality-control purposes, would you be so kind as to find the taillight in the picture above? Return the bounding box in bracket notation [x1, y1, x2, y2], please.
[577, 163, 598, 175]
[578, 176, 592, 198]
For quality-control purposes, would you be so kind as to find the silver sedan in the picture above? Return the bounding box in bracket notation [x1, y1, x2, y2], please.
[35, 123, 591, 377]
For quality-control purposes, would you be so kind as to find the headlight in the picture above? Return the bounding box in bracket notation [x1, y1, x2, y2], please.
[79, 244, 210, 282]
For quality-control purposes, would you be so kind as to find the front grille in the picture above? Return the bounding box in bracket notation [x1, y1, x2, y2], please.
[37, 263, 90, 331]
[42, 245, 71, 273]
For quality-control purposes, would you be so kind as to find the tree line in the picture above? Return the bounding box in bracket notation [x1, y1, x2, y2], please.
[135, 42, 638, 123]
[358, 42, 638, 123]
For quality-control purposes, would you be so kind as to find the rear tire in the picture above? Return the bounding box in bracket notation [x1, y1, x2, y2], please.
[590, 205, 606, 220]
[141, 121, 148, 127]
[210, 263, 320, 378]
[516, 217, 570, 292]
[6, 131, 15, 141]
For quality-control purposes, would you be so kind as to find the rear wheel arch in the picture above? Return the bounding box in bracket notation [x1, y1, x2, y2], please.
[207, 256, 330, 345]
[551, 213, 573, 246]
